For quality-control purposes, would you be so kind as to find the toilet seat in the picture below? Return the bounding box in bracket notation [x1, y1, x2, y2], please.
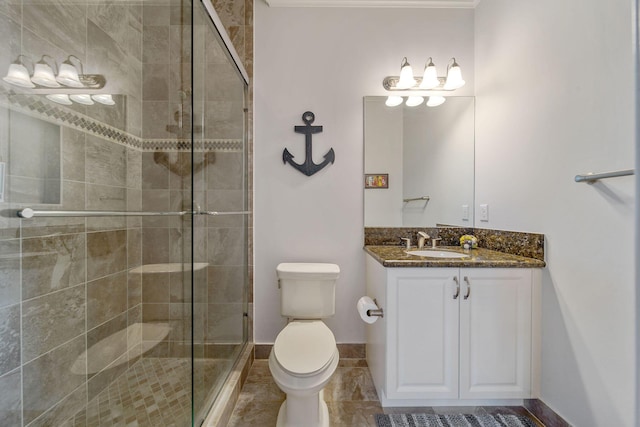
[273, 320, 336, 377]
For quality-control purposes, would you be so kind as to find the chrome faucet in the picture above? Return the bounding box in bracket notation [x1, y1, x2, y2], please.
[400, 237, 411, 250]
[417, 232, 430, 249]
[431, 237, 442, 248]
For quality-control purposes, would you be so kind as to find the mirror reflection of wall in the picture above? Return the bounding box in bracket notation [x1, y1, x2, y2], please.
[364, 96, 474, 227]
[0, 106, 61, 205]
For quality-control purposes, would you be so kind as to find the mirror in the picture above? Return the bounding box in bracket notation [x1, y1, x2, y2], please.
[1, 107, 61, 205]
[364, 96, 474, 227]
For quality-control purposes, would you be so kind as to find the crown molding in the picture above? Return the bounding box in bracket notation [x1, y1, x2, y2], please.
[265, 0, 480, 8]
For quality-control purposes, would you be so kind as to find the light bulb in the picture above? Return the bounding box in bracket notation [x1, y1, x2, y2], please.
[56, 59, 83, 88]
[444, 58, 465, 90]
[3, 63, 35, 88]
[46, 94, 72, 105]
[419, 58, 439, 89]
[396, 57, 416, 89]
[426, 96, 446, 107]
[32, 59, 60, 88]
[91, 94, 115, 105]
[385, 96, 403, 107]
[69, 94, 94, 105]
[405, 96, 424, 107]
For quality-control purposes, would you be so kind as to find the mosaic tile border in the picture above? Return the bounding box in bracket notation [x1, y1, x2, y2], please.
[0, 89, 242, 152]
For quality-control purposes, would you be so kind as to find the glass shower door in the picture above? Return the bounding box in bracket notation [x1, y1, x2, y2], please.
[191, 0, 249, 423]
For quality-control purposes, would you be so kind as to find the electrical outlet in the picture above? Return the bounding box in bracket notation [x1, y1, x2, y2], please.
[462, 204, 469, 221]
[480, 204, 489, 221]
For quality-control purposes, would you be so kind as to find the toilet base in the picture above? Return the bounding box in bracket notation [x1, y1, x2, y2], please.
[275, 391, 330, 427]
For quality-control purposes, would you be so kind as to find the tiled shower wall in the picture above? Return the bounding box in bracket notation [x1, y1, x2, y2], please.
[0, 1, 146, 425]
[0, 0, 254, 426]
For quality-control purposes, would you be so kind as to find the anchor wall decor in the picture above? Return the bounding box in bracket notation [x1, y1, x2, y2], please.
[283, 111, 335, 176]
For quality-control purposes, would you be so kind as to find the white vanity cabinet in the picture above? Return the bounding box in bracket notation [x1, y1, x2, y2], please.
[365, 254, 540, 406]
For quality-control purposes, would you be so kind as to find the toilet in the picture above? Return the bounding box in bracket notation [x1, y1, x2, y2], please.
[269, 262, 340, 427]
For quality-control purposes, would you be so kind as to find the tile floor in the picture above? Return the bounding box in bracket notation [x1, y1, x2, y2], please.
[66, 357, 229, 427]
[227, 359, 545, 427]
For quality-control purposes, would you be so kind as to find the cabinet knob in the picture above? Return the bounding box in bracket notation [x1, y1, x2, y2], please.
[453, 276, 460, 299]
[463, 276, 471, 300]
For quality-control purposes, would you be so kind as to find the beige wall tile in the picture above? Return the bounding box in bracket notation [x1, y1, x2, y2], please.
[22, 285, 85, 362]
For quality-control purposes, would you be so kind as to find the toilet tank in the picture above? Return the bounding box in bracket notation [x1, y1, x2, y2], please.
[276, 263, 340, 319]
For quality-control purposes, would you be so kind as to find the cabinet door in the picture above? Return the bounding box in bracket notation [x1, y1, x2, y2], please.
[459, 268, 532, 399]
[387, 268, 459, 399]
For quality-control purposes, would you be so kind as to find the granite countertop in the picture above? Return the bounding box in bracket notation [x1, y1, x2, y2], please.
[364, 245, 546, 268]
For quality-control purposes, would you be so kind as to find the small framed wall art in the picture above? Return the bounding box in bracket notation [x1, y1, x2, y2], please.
[364, 174, 388, 189]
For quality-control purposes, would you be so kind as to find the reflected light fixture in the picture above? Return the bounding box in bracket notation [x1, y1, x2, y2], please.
[69, 94, 94, 105]
[3, 56, 35, 88]
[405, 96, 424, 107]
[396, 57, 416, 89]
[56, 55, 84, 87]
[385, 96, 403, 107]
[31, 55, 60, 87]
[418, 57, 439, 90]
[426, 96, 446, 107]
[91, 94, 115, 105]
[443, 57, 465, 90]
[46, 94, 73, 105]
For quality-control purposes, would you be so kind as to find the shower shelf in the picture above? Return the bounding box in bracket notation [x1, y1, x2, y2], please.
[129, 263, 209, 274]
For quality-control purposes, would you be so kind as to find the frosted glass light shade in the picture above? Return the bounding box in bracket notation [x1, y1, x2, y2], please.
[56, 62, 83, 87]
[70, 94, 94, 105]
[444, 59, 465, 90]
[405, 96, 424, 107]
[385, 96, 403, 107]
[32, 63, 61, 87]
[419, 58, 439, 89]
[91, 94, 115, 105]
[396, 57, 416, 89]
[3, 63, 35, 88]
[426, 96, 446, 107]
[46, 94, 72, 105]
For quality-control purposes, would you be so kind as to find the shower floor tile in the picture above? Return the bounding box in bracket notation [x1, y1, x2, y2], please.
[68, 357, 229, 427]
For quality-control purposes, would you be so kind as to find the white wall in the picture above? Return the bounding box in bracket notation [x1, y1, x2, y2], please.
[474, 1, 635, 426]
[254, 2, 475, 343]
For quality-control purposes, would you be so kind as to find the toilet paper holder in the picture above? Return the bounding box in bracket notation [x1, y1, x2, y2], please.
[367, 299, 384, 318]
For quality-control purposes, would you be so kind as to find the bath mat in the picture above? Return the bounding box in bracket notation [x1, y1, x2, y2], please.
[374, 413, 537, 427]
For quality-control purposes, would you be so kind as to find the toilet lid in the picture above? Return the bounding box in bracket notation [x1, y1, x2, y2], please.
[273, 320, 336, 376]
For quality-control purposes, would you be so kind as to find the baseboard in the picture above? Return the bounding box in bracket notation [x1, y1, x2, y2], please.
[524, 398, 572, 427]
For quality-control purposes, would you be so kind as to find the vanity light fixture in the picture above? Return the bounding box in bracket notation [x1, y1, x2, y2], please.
[91, 94, 115, 105]
[405, 96, 424, 107]
[4, 55, 107, 90]
[46, 94, 73, 105]
[418, 57, 439, 90]
[56, 55, 84, 87]
[383, 57, 465, 92]
[31, 55, 61, 88]
[385, 96, 403, 107]
[3, 56, 35, 88]
[69, 94, 94, 105]
[426, 96, 446, 107]
[443, 57, 465, 90]
[396, 57, 416, 89]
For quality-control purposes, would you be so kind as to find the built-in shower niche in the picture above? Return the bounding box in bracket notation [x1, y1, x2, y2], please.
[1, 107, 61, 204]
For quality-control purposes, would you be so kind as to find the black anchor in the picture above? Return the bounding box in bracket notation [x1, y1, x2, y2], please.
[283, 111, 335, 176]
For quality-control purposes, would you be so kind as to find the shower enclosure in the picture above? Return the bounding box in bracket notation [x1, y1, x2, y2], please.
[0, 0, 249, 425]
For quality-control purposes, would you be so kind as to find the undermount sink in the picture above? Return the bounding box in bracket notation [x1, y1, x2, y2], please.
[405, 250, 470, 259]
